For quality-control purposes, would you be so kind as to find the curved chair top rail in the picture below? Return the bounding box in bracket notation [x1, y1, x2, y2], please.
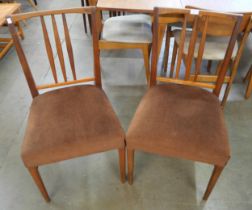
[7, 6, 101, 98]
[7, 6, 95, 22]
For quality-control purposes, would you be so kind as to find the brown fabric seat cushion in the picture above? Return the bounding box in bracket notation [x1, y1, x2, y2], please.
[22, 85, 125, 167]
[126, 84, 230, 166]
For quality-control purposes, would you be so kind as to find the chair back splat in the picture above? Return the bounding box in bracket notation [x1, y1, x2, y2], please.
[184, 6, 252, 105]
[150, 7, 242, 97]
[7, 7, 101, 98]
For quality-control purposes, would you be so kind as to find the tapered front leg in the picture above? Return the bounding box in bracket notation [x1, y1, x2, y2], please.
[27, 166, 50, 202]
[127, 149, 135, 185]
[203, 165, 224, 200]
[118, 148, 126, 183]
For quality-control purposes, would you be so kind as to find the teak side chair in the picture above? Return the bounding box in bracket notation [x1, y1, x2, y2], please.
[184, 5, 252, 105]
[8, 7, 125, 202]
[89, 0, 152, 83]
[126, 7, 242, 200]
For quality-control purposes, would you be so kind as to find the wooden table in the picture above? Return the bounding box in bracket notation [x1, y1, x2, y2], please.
[181, 0, 252, 13]
[97, 0, 183, 13]
[97, 0, 252, 58]
[97, 0, 252, 13]
[0, 3, 23, 59]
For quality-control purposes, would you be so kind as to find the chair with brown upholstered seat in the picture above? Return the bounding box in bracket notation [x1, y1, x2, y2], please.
[8, 7, 125, 202]
[126, 7, 242, 200]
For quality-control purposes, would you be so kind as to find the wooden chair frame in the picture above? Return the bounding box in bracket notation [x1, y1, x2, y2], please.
[89, 0, 152, 83]
[244, 64, 252, 98]
[8, 7, 125, 202]
[160, 7, 247, 103]
[128, 7, 242, 201]
[183, 5, 252, 105]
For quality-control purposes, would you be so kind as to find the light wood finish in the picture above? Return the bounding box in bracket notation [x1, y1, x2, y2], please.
[98, 0, 252, 13]
[182, 0, 252, 13]
[0, 3, 23, 59]
[28, 167, 50, 202]
[0, 3, 21, 25]
[97, 0, 182, 13]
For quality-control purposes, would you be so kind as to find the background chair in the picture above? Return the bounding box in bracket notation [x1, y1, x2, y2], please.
[89, 0, 152, 83]
[181, 5, 252, 105]
[126, 7, 242, 200]
[8, 7, 125, 202]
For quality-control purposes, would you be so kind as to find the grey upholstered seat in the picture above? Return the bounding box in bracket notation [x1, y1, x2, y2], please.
[173, 30, 238, 60]
[102, 14, 152, 43]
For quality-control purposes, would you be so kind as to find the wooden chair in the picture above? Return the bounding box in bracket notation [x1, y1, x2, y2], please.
[89, 0, 152, 83]
[182, 6, 252, 105]
[244, 64, 252, 98]
[7, 7, 125, 202]
[126, 7, 242, 200]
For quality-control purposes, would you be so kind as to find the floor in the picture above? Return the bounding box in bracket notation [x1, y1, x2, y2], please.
[0, 0, 252, 210]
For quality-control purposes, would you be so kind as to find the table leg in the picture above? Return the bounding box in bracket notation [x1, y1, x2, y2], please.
[157, 23, 167, 62]
[27, 0, 37, 10]
[81, 0, 88, 33]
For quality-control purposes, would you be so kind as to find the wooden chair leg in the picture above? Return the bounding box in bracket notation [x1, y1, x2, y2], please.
[207, 60, 212, 73]
[245, 65, 252, 99]
[118, 148, 126, 183]
[85, 0, 92, 34]
[127, 149, 135, 185]
[27, 167, 50, 202]
[203, 165, 224, 200]
[33, 0, 37, 5]
[221, 82, 231, 107]
[16, 21, 24, 40]
[80, 0, 88, 34]
[215, 61, 223, 75]
[27, 0, 37, 10]
[142, 45, 151, 84]
[163, 26, 171, 73]
[170, 42, 178, 77]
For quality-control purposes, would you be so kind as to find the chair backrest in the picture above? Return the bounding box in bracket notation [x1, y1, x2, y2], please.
[185, 5, 252, 32]
[7, 7, 101, 98]
[150, 7, 242, 97]
[184, 5, 252, 105]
